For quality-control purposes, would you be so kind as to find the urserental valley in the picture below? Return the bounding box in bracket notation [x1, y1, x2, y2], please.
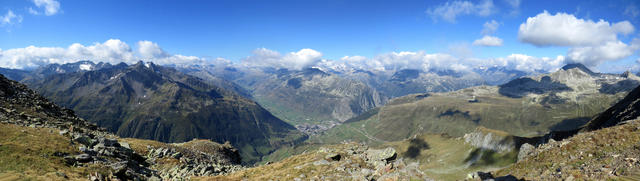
[2, 0, 640, 180]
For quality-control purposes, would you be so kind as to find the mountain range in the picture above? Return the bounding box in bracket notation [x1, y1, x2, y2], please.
[172, 63, 535, 131]
[0, 72, 251, 180]
[311, 63, 640, 145]
[180, 65, 387, 134]
[205, 64, 640, 180]
[22, 61, 307, 164]
[2, 59, 640, 180]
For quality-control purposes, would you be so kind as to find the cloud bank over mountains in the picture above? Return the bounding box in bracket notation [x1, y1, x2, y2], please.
[241, 48, 323, 70]
[0, 10, 637, 73]
[0, 39, 206, 69]
[0, 38, 565, 74]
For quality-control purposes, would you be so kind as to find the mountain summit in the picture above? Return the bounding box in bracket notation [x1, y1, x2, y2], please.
[561, 63, 596, 76]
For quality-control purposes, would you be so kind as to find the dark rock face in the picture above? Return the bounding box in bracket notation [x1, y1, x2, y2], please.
[498, 76, 573, 98]
[561, 63, 596, 76]
[599, 79, 640, 94]
[391, 69, 420, 82]
[287, 77, 303, 89]
[302, 67, 329, 77]
[582, 85, 640, 132]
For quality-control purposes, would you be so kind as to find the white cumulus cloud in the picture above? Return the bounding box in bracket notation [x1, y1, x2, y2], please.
[426, 0, 495, 23]
[31, 0, 61, 16]
[137, 41, 170, 59]
[518, 11, 638, 67]
[473, 35, 504, 46]
[567, 39, 640, 66]
[484, 54, 566, 72]
[518, 11, 634, 47]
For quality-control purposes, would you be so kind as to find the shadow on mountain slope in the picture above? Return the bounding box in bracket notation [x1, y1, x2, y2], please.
[498, 76, 572, 98]
[599, 79, 640, 94]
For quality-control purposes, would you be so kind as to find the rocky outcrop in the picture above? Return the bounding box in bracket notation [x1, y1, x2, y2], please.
[145, 145, 244, 180]
[66, 134, 157, 180]
[464, 127, 516, 153]
[0, 73, 160, 180]
[210, 142, 431, 180]
[305, 145, 426, 180]
[516, 143, 535, 162]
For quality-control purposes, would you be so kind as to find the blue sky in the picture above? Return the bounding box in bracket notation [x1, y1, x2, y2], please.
[0, 0, 639, 72]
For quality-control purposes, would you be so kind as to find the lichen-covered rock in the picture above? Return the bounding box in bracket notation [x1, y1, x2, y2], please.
[144, 140, 245, 180]
[366, 147, 397, 162]
[517, 143, 535, 162]
[208, 142, 431, 180]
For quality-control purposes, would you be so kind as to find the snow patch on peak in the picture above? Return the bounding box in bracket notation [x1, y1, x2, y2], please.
[79, 64, 93, 71]
[55, 67, 65, 73]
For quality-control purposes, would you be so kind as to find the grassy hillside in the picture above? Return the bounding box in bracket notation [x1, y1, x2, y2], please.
[0, 124, 109, 180]
[384, 134, 517, 180]
[312, 87, 622, 145]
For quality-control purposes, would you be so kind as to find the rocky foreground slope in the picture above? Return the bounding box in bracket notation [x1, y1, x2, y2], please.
[201, 142, 431, 180]
[0, 73, 245, 180]
[479, 85, 640, 180]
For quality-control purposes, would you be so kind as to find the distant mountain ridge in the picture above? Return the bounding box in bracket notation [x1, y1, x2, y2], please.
[26, 61, 307, 164]
[313, 63, 640, 145]
[248, 67, 385, 124]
